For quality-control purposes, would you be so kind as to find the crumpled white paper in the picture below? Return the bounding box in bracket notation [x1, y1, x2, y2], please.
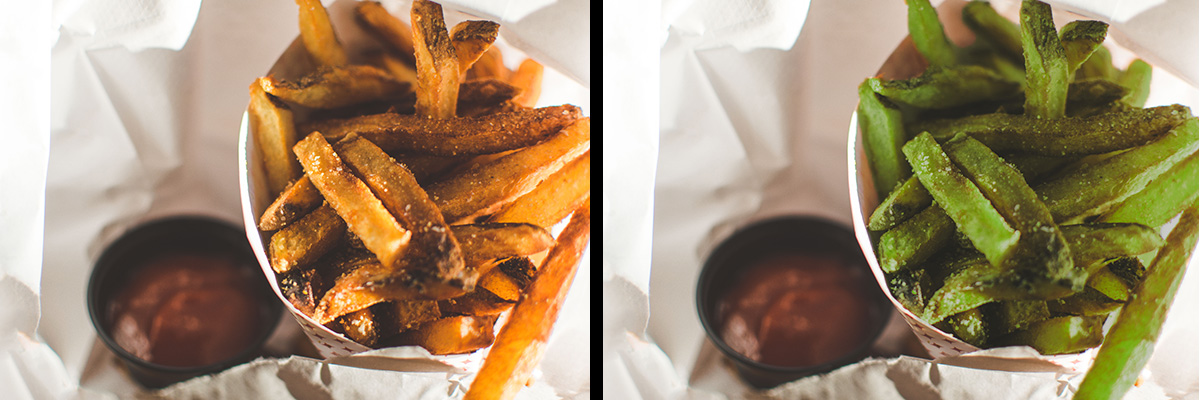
[10, 0, 591, 398]
[604, 0, 1199, 397]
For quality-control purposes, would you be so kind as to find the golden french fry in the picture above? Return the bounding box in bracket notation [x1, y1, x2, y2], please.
[465, 199, 590, 400]
[429, 117, 591, 223]
[380, 300, 442, 333]
[451, 20, 500, 75]
[410, 0, 460, 119]
[468, 46, 509, 81]
[269, 204, 346, 274]
[458, 79, 522, 115]
[294, 132, 411, 268]
[313, 258, 466, 323]
[355, 1, 416, 62]
[397, 315, 497, 355]
[509, 59, 544, 108]
[338, 307, 380, 347]
[302, 104, 582, 156]
[335, 133, 469, 286]
[439, 288, 514, 317]
[259, 175, 323, 231]
[374, 50, 419, 85]
[260, 65, 412, 110]
[451, 223, 554, 268]
[296, 0, 348, 67]
[248, 82, 302, 197]
[477, 267, 523, 302]
[490, 151, 590, 228]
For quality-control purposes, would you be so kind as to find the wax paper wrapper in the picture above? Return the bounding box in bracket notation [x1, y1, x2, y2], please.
[6, 0, 589, 398]
[604, 0, 1199, 397]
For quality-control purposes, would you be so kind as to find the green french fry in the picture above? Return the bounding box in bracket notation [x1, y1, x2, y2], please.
[943, 134, 1073, 279]
[1061, 223, 1163, 277]
[1046, 287, 1123, 316]
[1105, 256, 1146, 290]
[888, 268, 931, 315]
[877, 204, 956, 273]
[923, 244, 984, 286]
[906, 0, 957, 67]
[1087, 262, 1134, 302]
[1118, 59, 1152, 108]
[947, 308, 989, 347]
[962, 1, 1023, 62]
[1066, 78, 1128, 108]
[910, 104, 1189, 156]
[904, 132, 1020, 267]
[1059, 20, 1108, 76]
[1001, 315, 1105, 355]
[868, 176, 931, 232]
[1020, 0, 1070, 119]
[1101, 151, 1198, 227]
[1077, 205, 1199, 400]
[982, 300, 1049, 336]
[869, 65, 1019, 109]
[1037, 117, 1198, 223]
[1076, 45, 1117, 81]
[858, 80, 910, 200]
[922, 257, 996, 324]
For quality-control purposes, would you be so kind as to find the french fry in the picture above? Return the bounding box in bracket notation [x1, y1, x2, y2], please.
[279, 268, 323, 316]
[355, 1, 416, 63]
[248, 82, 302, 197]
[313, 258, 466, 324]
[490, 151, 590, 227]
[294, 132, 411, 268]
[396, 315, 497, 355]
[269, 204, 346, 274]
[477, 267, 524, 302]
[410, 0, 460, 119]
[374, 50, 419, 85]
[468, 47, 509, 81]
[259, 176, 323, 231]
[302, 104, 582, 156]
[451, 20, 500, 75]
[260, 65, 412, 110]
[429, 117, 590, 223]
[509, 59, 544, 108]
[380, 300, 442, 333]
[458, 79, 522, 113]
[334, 133, 468, 286]
[451, 223, 554, 268]
[465, 199, 590, 400]
[296, 0, 348, 67]
[439, 288, 514, 317]
[338, 307, 380, 347]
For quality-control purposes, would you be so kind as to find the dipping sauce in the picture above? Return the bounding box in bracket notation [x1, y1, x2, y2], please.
[716, 252, 874, 368]
[108, 252, 265, 367]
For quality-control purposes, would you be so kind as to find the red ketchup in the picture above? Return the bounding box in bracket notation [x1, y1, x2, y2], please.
[716, 253, 873, 368]
[108, 252, 264, 367]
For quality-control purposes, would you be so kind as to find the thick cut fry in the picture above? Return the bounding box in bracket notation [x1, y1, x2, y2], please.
[313, 258, 467, 324]
[1101, 151, 1198, 227]
[904, 132, 1020, 268]
[1077, 206, 1199, 399]
[451, 20, 500, 75]
[429, 117, 591, 223]
[906, 0, 956, 67]
[1000, 315, 1104, 355]
[296, 0, 348, 67]
[877, 205, 955, 273]
[858, 80, 909, 200]
[1020, 0, 1070, 119]
[279, 268, 323, 316]
[477, 268, 524, 302]
[962, 1, 1022, 61]
[1119, 59, 1152, 108]
[946, 308, 988, 347]
[335, 133, 468, 286]
[385, 300, 442, 332]
[490, 151, 590, 227]
[260, 66, 412, 110]
[294, 132, 411, 268]
[411, 0, 460, 119]
[338, 307, 379, 347]
[259, 176, 323, 231]
[451, 223, 554, 268]
[868, 176, 930, 232]
[305, 104, 580, 157]
[468, 46, 509, 81]
[355, 1, 415, 62]
[1059, 20, 1108, 76]
[397, 315, 497, 355]
[465, 200, 589, 400]
[509, 59, 544, 108]
[249, 83, 302, 197]
[439, 287, 515, 317]
[868, 65, 1020, 110]
[269, 204, 346, 274]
